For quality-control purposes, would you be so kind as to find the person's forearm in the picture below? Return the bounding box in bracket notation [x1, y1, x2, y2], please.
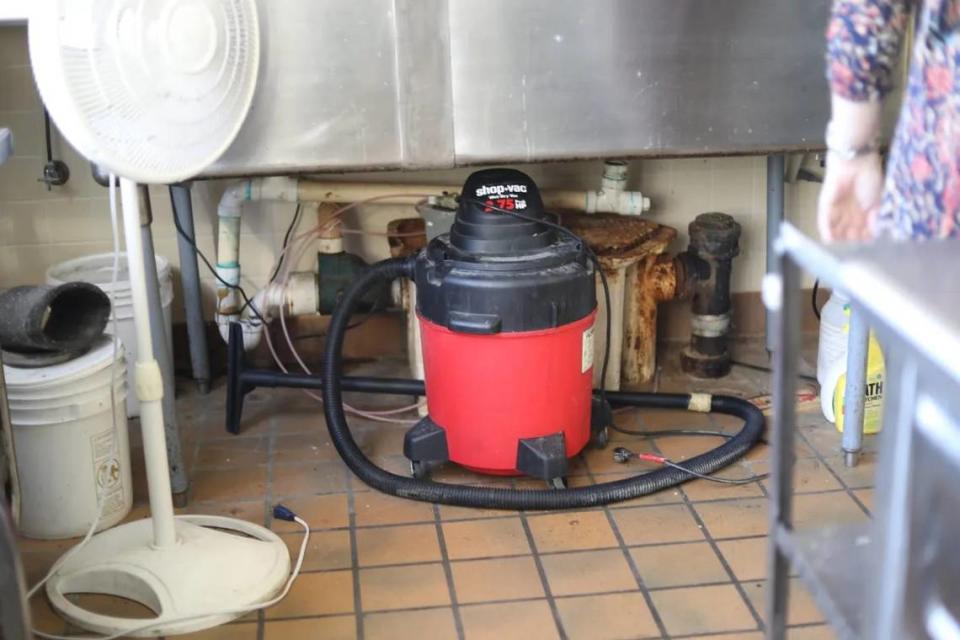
[829, 94, 883, 149]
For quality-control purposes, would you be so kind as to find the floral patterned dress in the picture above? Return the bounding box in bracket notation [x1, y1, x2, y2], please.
[828, 0, 960, 238]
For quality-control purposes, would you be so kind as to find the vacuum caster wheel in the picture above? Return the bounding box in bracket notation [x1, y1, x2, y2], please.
[590, 426, 610, 450]
[548, 477, 568, 490]
[410, 460, 431, 480]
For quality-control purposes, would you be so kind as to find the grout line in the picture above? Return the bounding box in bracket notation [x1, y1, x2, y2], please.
[343, 468, 365, 640]
[793, 425, 873, 517]
[260, 533, 775, 573]
[583, 454, 672, 640]
[432, 504, 465, 640]
[256, 420, 281, 640]
[294, 563, 766, 593]
[183, 390, 204, 504]
[514, 479, 568, 640]
[670, 627, 771, 639]
[254, 577, 786, 623]
[646, 429, 766, 634]
[780, 621, 833, 631]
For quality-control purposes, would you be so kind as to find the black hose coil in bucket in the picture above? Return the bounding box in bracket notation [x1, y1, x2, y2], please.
[0, 283, 111, 355]
[321, 257, 764, 509]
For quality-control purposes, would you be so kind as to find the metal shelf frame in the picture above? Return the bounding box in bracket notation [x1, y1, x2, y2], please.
[765, 223, 960, 640]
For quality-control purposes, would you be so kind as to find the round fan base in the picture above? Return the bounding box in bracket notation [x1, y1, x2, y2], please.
[46, 515, 290, 637]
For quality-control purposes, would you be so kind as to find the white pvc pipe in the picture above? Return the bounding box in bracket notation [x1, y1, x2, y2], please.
[214, 179, 274, 350]
[295, 178, 651, 214]
[119, 177, 176, 549]
[213, 167, 651, 348]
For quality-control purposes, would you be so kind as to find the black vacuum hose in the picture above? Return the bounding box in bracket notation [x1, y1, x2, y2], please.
[321, 257, 765, 509]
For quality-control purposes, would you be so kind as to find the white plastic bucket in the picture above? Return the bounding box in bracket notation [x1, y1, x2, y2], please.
[6, 337, 133, 539]
[46, 253, 174, 417]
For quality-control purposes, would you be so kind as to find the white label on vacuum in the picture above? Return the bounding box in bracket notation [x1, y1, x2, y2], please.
[90, 430, 124, 518]
[581, 324, 595, 373]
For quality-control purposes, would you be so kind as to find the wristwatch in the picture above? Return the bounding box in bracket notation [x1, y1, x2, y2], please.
[824, 121, 880, 160]
[825, 121, 882, 160]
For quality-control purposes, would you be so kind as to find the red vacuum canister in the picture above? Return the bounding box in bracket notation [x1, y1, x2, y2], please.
[403, 168, 600, 484]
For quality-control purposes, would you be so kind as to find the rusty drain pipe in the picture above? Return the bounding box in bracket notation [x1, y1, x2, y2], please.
[625, 212, 741, 383]
[680, 213, 742, 378]
[625, 252, 689, 384]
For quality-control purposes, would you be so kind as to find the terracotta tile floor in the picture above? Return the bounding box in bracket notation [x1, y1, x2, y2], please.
[17, 340, 874, 639]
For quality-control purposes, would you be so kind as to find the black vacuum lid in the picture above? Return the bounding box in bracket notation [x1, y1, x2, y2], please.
[415, 169, 595, 334]
[450, 168, 556, 254]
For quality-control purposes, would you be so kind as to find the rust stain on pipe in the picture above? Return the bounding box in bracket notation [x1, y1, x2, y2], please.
[558, 211, 676, 272]
[386, 218, 427, 258]
[623, 254, 688, 385]
[559, 211, 680, 386]
[317, 202, 344, 239]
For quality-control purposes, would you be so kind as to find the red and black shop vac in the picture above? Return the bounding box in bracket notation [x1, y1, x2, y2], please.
[406, 169, 603, 487]
[227, 168, 764, 510]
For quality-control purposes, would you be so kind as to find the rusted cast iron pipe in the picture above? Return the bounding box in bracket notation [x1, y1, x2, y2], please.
[624, 253, 692, 384]
[680, 213, 742, 378]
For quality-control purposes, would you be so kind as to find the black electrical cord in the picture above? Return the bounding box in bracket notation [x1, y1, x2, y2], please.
[171, 204, 266, 324]
[610, 424, 770, 447]
[269, 203, 303, 284]
[661, 460, 767, 484]
[610, 447, 767, 485]
[291, 317, 373, 341]
[812, 279, 822, 321]
[43, 109, 53, 162]
[237, 203, 304, 316]
[611, 447, 767, 484]
[610, 425, 735, 439]
[292, 301, 381, 341]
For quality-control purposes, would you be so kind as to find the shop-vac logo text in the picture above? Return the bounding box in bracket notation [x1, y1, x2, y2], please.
[474, 184, 528, 197]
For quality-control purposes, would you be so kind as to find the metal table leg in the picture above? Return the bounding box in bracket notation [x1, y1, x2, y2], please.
[138, 187, 189, 505]
[765, 247, 802, 640]
[868, 348, 917, 640]
[765, 154, 786, 354]
[841, 306, 870, 467]
[169, 183, 211, 395]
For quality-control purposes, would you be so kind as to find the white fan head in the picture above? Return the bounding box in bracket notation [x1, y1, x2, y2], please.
[28, 0, 260, 184]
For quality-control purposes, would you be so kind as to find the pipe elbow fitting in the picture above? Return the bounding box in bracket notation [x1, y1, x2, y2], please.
[584, 161, 651, 215]
[584, 188, 650, 216]
[688, 212, 741, 261]
[217, 176, 299, 219]
[217, 181, 249, 219]
[217, 314, 263, 351]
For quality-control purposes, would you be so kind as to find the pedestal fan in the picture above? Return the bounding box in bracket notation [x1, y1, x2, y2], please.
[28, 1, 294, 636]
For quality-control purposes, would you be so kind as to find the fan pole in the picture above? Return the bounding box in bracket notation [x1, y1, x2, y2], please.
[119, 177, 176, 548]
